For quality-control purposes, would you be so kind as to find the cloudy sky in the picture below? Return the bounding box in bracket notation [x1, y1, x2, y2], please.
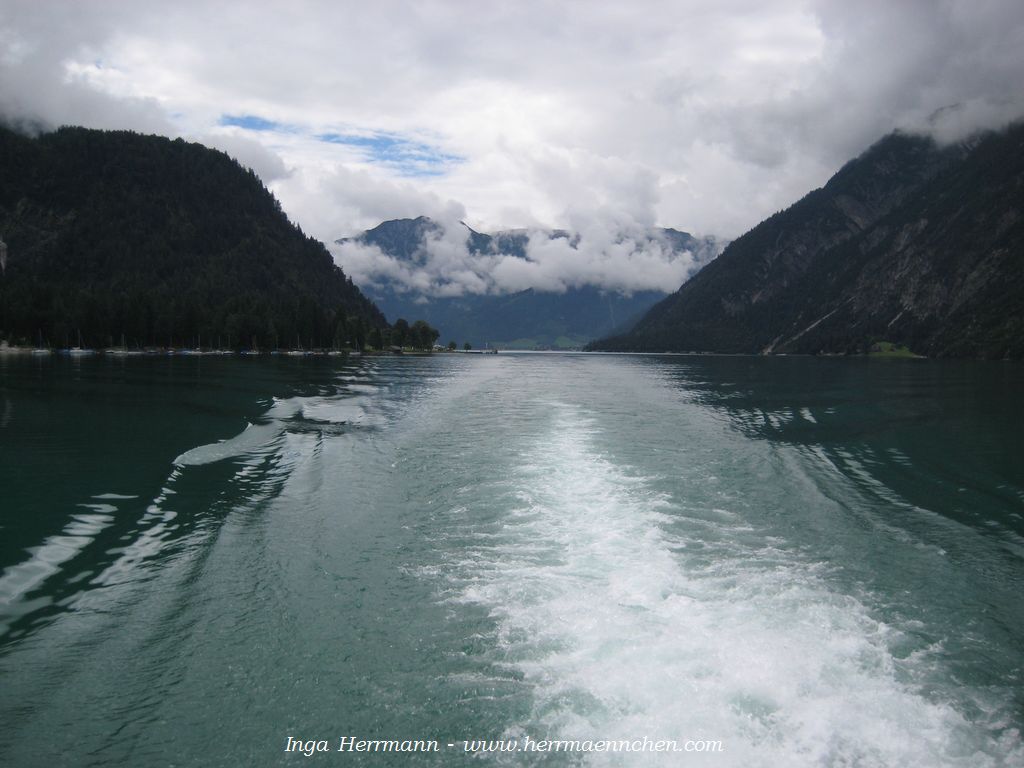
[2, 0, 1023, 294]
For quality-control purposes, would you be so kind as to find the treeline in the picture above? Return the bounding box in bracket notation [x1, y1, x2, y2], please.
[366, 318, 440, 350]
[0, 125, 389, 349]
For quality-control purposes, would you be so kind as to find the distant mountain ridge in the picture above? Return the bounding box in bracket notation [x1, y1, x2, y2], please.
[590, 124, 1024, 358]
[0, 125, 385, 349]
[338, 217, 720, 348]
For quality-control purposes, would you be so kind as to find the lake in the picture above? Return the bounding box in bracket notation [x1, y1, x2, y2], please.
[1, 353, 1022, 766]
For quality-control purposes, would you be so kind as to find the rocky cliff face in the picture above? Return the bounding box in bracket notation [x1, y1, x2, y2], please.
[591, 124, 1024, 359]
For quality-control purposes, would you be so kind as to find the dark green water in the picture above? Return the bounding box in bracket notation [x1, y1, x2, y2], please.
[0, 353, 1022, 767]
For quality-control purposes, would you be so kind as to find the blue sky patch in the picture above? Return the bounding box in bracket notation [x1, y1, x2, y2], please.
[317, 131, 461, 177]
[219, 114, 286, 132]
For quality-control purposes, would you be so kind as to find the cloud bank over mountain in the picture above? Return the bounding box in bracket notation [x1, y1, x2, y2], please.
[333, 213, 720, 297]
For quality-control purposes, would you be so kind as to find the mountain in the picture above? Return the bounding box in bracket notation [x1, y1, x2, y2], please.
[0, 125, 386, 349]
[339, 217, 720, 349]
[590, 124, 1024, 359]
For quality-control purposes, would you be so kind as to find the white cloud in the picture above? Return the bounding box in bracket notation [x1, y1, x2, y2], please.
[332, 216, 717, 297]
[1, 0, 1022, 253]
[199, 131, 290, 182]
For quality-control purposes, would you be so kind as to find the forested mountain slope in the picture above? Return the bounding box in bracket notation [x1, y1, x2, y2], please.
[0, 126, 386, 349]
[591, 125, 1024, 359]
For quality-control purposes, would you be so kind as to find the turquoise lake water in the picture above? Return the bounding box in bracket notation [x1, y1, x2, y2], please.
[0, 353, 1022, 766]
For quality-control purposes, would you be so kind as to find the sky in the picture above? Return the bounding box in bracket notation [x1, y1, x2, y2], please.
[2, 0, 1023, 296]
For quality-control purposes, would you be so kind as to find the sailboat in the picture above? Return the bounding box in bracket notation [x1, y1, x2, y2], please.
[68, 330, 94, 356]
[107, 333, 129, 356]
[286, 334, 306, 356]
[32, 330, 51, 355]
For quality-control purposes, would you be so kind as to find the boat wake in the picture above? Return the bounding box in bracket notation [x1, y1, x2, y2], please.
[438, 404, 1021, 767]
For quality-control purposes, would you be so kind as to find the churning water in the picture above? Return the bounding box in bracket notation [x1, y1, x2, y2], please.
[1, 353, 1022, 766]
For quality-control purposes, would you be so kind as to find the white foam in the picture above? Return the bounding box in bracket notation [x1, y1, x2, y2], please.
[172, 399, 301, 466]
[298, 397, 373, 425]
[441, 406, 1020, 767]
[172, 422, 278, 466]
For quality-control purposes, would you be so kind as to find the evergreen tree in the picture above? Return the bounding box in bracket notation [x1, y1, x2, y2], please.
[392, 318, 410, 348]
